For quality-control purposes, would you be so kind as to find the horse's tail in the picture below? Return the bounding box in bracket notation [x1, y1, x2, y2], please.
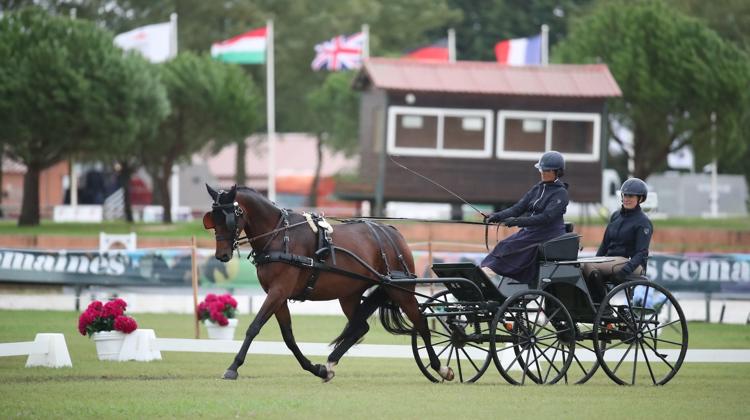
[378, 298, 414, 336]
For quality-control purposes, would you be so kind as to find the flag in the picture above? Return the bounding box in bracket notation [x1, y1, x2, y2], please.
[311, 32, 365, 71]
[402, 38, 449, 61]
[494, 34, 541, 66]
[211, 27, 267, 64]
[114, 22, 175, 63]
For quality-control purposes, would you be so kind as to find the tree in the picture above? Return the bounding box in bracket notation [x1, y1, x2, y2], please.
[0, 8, 167, 225]
[304, 72, 359, 207]
[430, 0, 594, 61]
[555, 0, 750, 180]
[144, 52, 260, 223]
[89, 52, 170, 222]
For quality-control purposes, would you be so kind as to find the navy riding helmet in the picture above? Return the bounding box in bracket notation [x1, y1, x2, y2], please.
[534, 151, 565, 176]
[621, 178, 648, 201]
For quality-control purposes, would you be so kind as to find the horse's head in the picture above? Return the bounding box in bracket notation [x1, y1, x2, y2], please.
[203, 184, 245, 262]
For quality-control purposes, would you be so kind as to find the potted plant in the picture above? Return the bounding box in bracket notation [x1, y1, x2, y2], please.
[197, 293, 238, 339]
[78, 298, 138, 360]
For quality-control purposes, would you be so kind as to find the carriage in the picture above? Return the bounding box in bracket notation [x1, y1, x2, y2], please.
[413, 230, 688, 385]
[204, 185, 688, 385]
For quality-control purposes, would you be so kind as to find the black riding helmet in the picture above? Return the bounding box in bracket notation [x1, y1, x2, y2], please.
[621, 178, 648, 202]
[534, 151, 565, 177]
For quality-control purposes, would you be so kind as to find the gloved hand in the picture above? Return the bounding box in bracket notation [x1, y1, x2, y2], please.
[486, 212, 504, 223]
[503, 217, 520, 227]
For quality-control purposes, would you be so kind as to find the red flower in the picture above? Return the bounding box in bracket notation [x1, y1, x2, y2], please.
[114, 315, 138, 334]
[197, 293, 237, 325]
[102, 300, 124, 318]
[76, 299, 137, 337]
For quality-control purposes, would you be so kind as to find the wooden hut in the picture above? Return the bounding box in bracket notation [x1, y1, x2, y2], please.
[339, 58, 622, 215]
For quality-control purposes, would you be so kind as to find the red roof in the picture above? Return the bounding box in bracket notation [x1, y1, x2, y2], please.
[357, 57, 622, 98]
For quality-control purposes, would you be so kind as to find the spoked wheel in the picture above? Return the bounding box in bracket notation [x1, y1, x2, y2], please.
[562, 322, 602, 384]
[412, 290, 494, 383]
[593, 280, 688, 385]
[490, 290, 575, 385]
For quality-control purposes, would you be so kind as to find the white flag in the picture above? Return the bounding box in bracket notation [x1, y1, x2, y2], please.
[114, 22, 175, 63]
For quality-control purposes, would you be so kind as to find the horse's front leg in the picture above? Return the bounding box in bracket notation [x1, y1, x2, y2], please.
[223, 289, 285, 380]
[275, 301, 329, 380]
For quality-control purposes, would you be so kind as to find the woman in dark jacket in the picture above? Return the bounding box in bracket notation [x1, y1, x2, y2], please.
[481, 151, 569, 285]
[583, 178, 653, 300]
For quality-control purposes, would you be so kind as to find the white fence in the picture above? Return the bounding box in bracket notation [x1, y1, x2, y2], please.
[0, 333, 72, 367]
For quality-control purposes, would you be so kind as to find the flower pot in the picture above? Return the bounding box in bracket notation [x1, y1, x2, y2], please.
[92, 331, 127, 360]
[204, 318, 238, 340]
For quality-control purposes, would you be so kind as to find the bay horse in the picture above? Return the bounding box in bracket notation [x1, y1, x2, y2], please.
[202, 185, 454, 382]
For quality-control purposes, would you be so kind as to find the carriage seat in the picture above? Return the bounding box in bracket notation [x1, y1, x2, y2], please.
[538, 232, 581, 262]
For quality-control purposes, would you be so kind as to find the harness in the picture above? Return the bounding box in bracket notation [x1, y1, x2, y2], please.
[246, 211, 415, 301]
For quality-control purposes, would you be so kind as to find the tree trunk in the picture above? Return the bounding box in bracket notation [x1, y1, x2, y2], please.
[119, 163, 135, 223]
[158, 161, 173, 224]
[308, 134, 324, 208]
[235, 138, 246, 186]
[18, 164, 41, 226]
[0, 145, 4, 218]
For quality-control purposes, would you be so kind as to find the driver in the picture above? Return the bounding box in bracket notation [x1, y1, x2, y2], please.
[583, 178, 653, 301]
[481, 151, 569, 285]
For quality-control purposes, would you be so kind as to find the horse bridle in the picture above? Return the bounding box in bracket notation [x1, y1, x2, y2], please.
[211, 199, 246, 251]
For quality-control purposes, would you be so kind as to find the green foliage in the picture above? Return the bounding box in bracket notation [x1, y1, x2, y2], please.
[0, 7, 170, 225]
[433, 0, 594, 61]
[143, 52, 261, 221]
[305, 72, 360, 156]
[555, 0, 750, 179]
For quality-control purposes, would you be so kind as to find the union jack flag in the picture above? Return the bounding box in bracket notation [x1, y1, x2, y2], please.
[311, 32, 365, 71]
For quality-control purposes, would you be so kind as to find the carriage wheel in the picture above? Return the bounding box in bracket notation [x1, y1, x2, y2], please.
[562, 322, 602, 384]
[490, 290, 574, 385]
[593, 280, 688, 385]
[411, 290, 493, 383]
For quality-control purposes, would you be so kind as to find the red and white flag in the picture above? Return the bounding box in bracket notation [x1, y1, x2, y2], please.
[311, 32, 365, 71]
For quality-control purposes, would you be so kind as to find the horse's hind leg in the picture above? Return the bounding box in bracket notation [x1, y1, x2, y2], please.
[324, 288, 387, 381]
[388, 290, 455, 381]
[223, 289, 285, 380]
[275, 301, 328, 380]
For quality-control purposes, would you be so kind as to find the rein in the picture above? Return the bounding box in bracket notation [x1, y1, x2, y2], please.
[388, 155, 491, 251]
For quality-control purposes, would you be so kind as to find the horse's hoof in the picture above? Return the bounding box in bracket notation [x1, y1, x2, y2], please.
[439, 366, 455, 382]
[223, 370, 238, 380]
[322, 361, 337, 383]
[313, 364, 328, 379]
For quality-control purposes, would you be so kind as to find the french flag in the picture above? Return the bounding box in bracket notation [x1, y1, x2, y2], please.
[494, 34, 541, 66]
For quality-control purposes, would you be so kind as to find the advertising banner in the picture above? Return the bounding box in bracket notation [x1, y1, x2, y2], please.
[413, 251, 750, 294]
[1, 247, 748, 293]
[0, 248, 260, 288]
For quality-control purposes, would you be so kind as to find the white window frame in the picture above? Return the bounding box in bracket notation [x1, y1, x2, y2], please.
[496, 110, 601, 162]
[387, 106, 493, 158]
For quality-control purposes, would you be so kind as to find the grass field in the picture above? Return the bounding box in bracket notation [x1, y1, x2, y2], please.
[1, 215, 749, 238]
[1, 310, 749, 419]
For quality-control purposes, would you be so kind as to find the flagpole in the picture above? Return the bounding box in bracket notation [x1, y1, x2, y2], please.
[266, 19, 276, 202]
[541, 24, 549, 66]
[448, 28, 456, 62]
[361, 24, 369, 59]
[170, 13, 178, 59]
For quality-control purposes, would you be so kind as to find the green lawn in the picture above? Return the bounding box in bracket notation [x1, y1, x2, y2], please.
[0, 310, 749, 419]
[0, 215, 749, 238]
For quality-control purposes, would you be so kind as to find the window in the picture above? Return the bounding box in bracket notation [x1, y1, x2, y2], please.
[388, 106, 493, 158]
[497, 110, 600, 162]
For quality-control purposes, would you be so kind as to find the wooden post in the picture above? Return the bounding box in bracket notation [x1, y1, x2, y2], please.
[191, 236, 200, 339]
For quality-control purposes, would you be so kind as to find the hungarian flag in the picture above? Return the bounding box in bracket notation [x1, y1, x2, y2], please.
[494, 34, 541, 66]
[311, 32, 365, 71]
[402, 39, 449, 61]
[211, 27, 267, 64]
